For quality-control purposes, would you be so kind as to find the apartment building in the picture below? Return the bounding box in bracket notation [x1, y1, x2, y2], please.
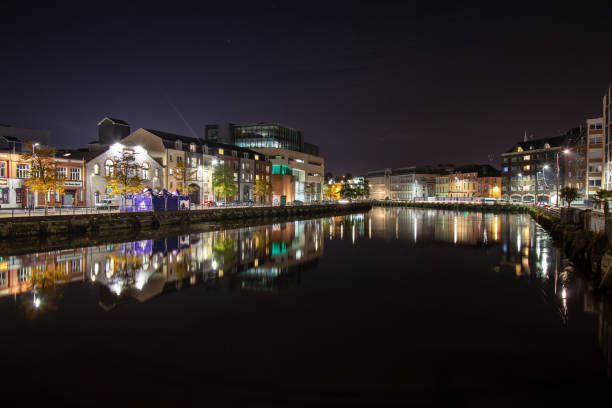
[501, 136, 568, 204]
[366, 166, 443, 200]
[586, 117, 604, 198]
[436, 165, 501, 198]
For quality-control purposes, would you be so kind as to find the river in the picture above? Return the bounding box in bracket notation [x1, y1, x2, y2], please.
[0, 207, 610, 405]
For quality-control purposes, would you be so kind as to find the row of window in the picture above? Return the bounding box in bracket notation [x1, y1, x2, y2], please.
[10, 164, 82, 180]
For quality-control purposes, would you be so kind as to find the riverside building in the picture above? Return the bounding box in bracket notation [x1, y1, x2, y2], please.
[501, 135, 569, 204]
[205, 122, 323, 203]
[435, 165, 501, 199]
[366, 166, 445, 201]
[586, 117, 604, 198]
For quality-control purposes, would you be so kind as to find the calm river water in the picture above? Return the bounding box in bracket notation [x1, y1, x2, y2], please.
[0, 207, 610, 406]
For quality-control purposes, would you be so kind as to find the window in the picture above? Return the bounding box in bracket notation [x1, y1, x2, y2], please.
[523, 155, 530, 161]
[105, 160, 113, 177]
[218, 148, 224, 155]
[169, 168, 173, 175]
[588, 149, 602, 159]
[0, 162, 5, 177]
[95, 191, 100, 203]
[169, 154, 173, 162]
[175, 140, 182, 150]
[190, 143, 196, 152]
[234, 172, 238, 181]
[589, 165, 602, 173]
[94, 163, 100, 175]
[254, 154, 259, 161]
[523, 165, 530, 171]
[56, 167, 67, 179]
[16, 164, 29, 179]
[142, 163, 150, 180]
[15, 188, 21, 203]
[177, 156, 183, 163]
[70, 167, 81, 180]
[590, 136, 603, 144]
[155, 168, 159, 178]
[232, 151, 237, 157]
[589, 179, 602, 187]
[79, 189, 83, 201]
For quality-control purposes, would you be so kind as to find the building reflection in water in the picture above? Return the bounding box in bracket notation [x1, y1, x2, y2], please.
[1, 207, 611, 377]
[0, 218, 327, 311]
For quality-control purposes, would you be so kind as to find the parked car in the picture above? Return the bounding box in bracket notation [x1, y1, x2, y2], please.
[243, 199, 255, 206]
[291, 200, 303, 206]
[95, 198, 118, 210]
[204, 200, 216, 207]
[216, 201, 227, 206]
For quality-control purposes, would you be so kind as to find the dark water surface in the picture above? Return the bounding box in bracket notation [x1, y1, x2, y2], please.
[1, 208, 610, 406]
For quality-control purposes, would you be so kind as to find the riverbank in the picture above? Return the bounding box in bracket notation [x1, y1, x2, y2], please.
[0, 203, 371, 255]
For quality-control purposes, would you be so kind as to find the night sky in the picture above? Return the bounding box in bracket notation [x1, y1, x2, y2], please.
[1, 1, 612, 175]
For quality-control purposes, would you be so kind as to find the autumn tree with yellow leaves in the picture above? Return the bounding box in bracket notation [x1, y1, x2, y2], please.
[172, 159, 198, 193]
[21, 142, 66, 215]
[105, 150, 145, 202]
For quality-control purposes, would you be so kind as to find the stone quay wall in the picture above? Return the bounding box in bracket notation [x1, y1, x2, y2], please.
[0, 203, 372, 240]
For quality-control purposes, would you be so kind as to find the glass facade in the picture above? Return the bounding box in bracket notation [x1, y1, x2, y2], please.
[234, 124, 303, 152]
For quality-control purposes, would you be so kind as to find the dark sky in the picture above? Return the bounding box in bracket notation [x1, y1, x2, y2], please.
[1, 1, 611, 175]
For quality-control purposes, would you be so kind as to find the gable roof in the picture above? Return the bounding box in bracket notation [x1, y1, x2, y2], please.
[504, 135, 567, 154]
[97, 117, 129, 126]
[143, 128, 200, 144]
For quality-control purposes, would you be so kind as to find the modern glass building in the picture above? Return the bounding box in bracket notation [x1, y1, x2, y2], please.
[234, 124, 303, 152]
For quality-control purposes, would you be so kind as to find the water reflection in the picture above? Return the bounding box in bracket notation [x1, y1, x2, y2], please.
[1, 207, 611, 377]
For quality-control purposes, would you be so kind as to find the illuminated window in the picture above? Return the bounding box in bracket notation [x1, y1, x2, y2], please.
[218, 148, 224, 155]
[254, 154, 259, 160]
[105, 159, 113, 177]
[523, 165, 530, 170]
[16, 164, 29, 178]
[142, 163, 149, 180]
[523, 155, 530, 160]
[56, 167, 67, 179]
[71, 168, 81, 180]
[93, 163, 100, 175]
[190, 143, 196, 152]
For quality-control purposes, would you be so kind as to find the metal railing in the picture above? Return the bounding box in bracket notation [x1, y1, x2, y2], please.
[0, 201, 343, 218]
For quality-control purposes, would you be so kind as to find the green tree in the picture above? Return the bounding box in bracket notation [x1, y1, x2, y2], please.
[105, 150, 145, 205]
[322, 183, 331, 199]
[355, 179, 370, 198]
[253, 179, 272, 203]
[212, 163, 237, 204]
[21, 143, 66, 215]
[560, 186, 579, 208]
[594, 189, 612, 217]
[340, 183, 356, 199]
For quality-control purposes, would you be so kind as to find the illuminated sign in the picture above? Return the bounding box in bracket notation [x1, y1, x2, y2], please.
[0, 179, 7, 185]
[64, 181, 82, 187]
[0, 262, 8, 271]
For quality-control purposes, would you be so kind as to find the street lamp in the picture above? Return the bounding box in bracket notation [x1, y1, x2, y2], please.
[555, 149, 570, 208]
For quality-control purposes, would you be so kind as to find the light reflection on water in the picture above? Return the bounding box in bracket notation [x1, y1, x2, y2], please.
[0, 207, 611, 377]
